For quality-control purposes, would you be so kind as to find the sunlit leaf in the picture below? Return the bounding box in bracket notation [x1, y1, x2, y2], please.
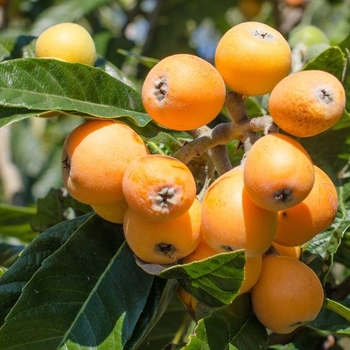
[0, 58, 151, 128]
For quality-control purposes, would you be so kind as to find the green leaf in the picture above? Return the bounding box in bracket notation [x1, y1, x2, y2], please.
[160, 250, 245, 307]
[0, 58, 151, 128]
[310, 298, 350, 335]
[0, 214, 92, 326]
[125, 279, 181, 350]
[303, 46, 346, 81]
[0, 214, 157, 349]
[0, 107, 43, 128]
[31, 188, 92, 233]
[182, 294, 255, 350]
[0, 242, 25, 268]
[0, 203, 37, 242]
[302, 181, 350, 282]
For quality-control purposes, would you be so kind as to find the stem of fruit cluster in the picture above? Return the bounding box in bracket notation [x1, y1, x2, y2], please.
[174, 91, 276, 173]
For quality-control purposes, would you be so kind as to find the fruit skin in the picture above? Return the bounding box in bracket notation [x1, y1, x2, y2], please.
[35, 22, 96, 66]
[91, 199, 128, 224]
[268, 70, 346, 137]
[182, 239, 218, 263]
[251, 254, 324, 334]
[122, 154, 196, 221]
[274, 165, 338, 247]
[243, 133, 315, 211]
[201, 166, 278, 257]
[141, 53, 226, 131]
[272, 241, 301, 260]
[215, 21, 292, 96]
[62, 119, 149, 206]
[177, 286, 198, 317]
[123, 197, 202, 265]
[239, 254, 262, 294]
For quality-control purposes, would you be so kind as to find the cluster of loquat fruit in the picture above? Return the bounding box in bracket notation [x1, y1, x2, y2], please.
[35, 20, 346, 335]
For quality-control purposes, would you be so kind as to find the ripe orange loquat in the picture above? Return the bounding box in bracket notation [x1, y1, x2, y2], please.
[141, 54, 226, 131]
[251, 254, 324, 334]
[243, 133, 315, 211]
[123, 198, 202, 265]
[215, 21, 292, 96]
[61, 119, 149, 206]
[271, 241, 301, 260]
[91, 199, 128, 224]
[201, 166, 278, 257]
[122, 154, 196, 221]
[268, 70, 346, 137]
[274, 165, 338, 247]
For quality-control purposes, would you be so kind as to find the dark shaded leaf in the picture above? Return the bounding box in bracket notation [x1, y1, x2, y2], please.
[0, 214, 156, 349]
[31, 188, 92, 232]
[0, 214, 92, 326]
[0, 243, 25, 268]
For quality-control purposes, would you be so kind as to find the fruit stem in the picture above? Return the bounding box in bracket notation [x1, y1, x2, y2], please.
[174, 92, 277, 169]
[323, 297, 350, 322]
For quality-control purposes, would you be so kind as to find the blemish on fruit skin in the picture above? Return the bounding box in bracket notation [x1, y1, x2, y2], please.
[253, 30, 274, 41]
[62, 155, 71, 170]
[274, 189, 293, 203]
[318, 88, 333, 104]
[154, 76, 168, 101]
[149, 185, 182, 214]
[155, 243, 178, 258]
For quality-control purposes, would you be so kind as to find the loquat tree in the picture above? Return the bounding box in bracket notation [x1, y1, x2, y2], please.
[0, 0, 349, 349]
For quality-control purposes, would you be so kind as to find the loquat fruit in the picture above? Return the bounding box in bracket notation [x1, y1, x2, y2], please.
[123, 198, 202, 265]
[35, 22, 96, 66]
[201, 166, 278, 257]
[274, 165, 338, 247]
[251, 254, 324, 334]
[61, 119, 149, 206]
[91, 198, 128, 224]
[268, 70, 346, 137]
[271, 241, 301, 260]
[215, 21, 292, 96]
[122, 154, 196, 221]
[243, 133, 315, 211]
[141, 54, 226, 131]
